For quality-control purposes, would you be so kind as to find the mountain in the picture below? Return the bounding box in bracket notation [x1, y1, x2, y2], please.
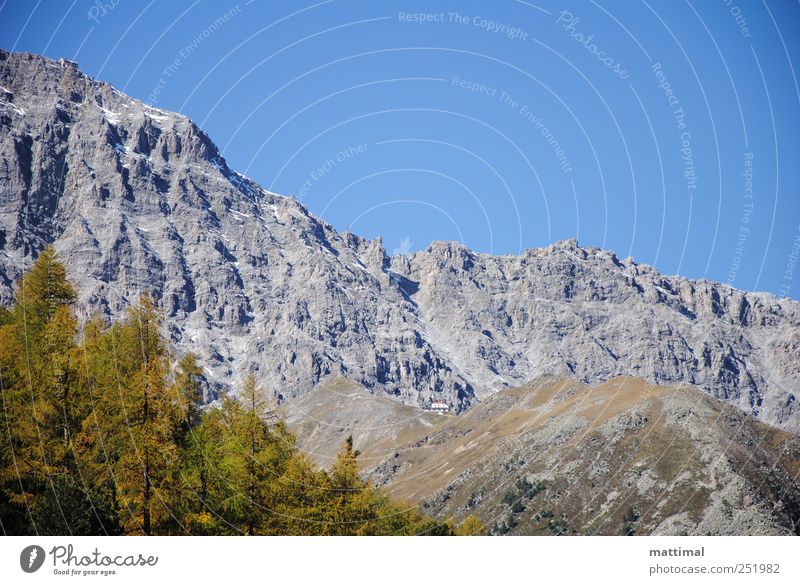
[1, 50, 798, 432]
[282, 377, 799, 535]
[361, 376, 800, 535]
[284, 376, 800, 535]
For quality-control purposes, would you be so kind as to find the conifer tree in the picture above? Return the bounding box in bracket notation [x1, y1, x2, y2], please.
[0, 256, 460, 536]
[273, 452, 330, 535]
[325, 435, 377, 535]
[12, 246, 76, 337]
[74, 314, 118, 501]
[176, 404, 227, 534]
[84, 295, 180, 534]
[217, 373, 293, 535]
[172, 353, 203, 445]
[0, 247, 82, 530]
[455, 515, 488, 536]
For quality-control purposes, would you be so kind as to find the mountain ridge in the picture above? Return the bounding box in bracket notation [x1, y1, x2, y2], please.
[282, 375, 800, 535]
[1, 50, 798, 431]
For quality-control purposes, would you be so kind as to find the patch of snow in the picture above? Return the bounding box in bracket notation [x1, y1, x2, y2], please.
[561, 249, 585, 265]
[652, 284, 672, 296]
[230, 209, 250, 219]
[145, 110, 170, 126]
[99, 106, 121, 125]
[0, 101, 26, 116]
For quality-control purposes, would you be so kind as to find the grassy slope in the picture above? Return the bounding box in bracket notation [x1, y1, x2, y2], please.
[285, 376, 800, 535]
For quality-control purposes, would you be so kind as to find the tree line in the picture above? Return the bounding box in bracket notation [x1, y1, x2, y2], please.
[0, 247, 486, 536]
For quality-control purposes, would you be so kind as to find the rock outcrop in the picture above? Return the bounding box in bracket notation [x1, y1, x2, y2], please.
[1, 50, 798, 431]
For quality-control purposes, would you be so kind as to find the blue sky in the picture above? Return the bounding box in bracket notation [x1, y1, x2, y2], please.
[2, 0, 799, 298]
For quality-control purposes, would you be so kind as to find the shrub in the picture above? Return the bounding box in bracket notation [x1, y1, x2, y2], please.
[624, 506, 640, 523]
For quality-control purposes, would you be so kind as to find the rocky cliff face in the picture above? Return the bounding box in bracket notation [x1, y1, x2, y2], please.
[1, 51, 798, 430]
[392, 239, 800, 431]
[0, 50, 475, 408]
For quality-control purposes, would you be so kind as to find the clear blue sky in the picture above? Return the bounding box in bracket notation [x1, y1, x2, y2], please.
[2, 0, 799, 298]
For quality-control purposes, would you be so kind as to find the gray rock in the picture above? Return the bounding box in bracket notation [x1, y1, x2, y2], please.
[1, 50, 798, 431]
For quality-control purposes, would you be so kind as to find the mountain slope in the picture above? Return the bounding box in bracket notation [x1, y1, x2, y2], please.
[284, 376, 800, 535]
[1, 50, 798, 431]
[361, 377, 800, 535]
[0, 50, 475, 407]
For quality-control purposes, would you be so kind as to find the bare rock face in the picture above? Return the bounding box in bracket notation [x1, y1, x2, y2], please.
[1, 51, 798, 431]
[0, 50, 474, 408]
[392, 239, 800, 431]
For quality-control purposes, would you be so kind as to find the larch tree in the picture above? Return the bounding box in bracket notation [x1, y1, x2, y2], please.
[273, 452, 330, 535]
[0, 255, 460, 537]
[88, 294, 181, 534]
[325, 435, 377, 535]
[210, 373, 294, 535]
[0, 246, 83, 531]
[455, 515, 488, 536]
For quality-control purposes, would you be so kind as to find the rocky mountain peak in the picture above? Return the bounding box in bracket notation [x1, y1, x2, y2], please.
[1, 52, 798, 431]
